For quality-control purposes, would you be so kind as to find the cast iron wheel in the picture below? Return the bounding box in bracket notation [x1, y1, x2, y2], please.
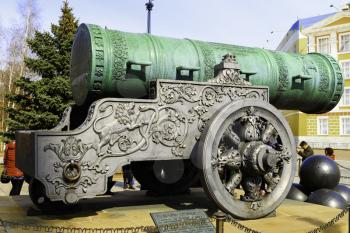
[131, 159, 199, 195]
[29, 179, 71, 213]
[198, 100, 296, 219]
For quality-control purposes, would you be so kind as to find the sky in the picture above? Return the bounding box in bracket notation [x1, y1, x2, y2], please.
[0, 0, 349, 51]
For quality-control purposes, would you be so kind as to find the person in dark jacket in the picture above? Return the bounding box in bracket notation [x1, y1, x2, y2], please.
[122, 165, 135, 189]
[297, 141, 314, 161]
[325, 147, 336, 160]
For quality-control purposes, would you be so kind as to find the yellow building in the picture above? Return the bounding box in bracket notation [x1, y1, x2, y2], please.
[277, 5, 350, 149]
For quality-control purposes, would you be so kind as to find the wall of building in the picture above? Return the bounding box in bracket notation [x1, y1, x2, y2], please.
[279, 11, 350, 149]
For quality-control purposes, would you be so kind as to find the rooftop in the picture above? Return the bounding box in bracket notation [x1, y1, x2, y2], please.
[289, 13, 335, 31]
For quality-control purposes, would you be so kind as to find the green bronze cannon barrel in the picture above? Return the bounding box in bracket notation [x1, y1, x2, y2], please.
[70, 23, 343, 113]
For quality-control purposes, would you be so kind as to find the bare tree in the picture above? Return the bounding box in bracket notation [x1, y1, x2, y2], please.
[16, 0, 40, 84]
[0, 0, 40, 141]
[0, 20, 5, 143]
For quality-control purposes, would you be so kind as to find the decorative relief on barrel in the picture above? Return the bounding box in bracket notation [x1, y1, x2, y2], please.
[299, 56, 317, 80]
[321, 54, 344, 111]
[90, 25, 105, 92]
[109, 30, 128, 81]
[95, 50, 104, 61]
[322, 54, 343, 94]
[272, 52, 289, 91]
[195, 41, 216, 80]
[312, 56, 329, 93]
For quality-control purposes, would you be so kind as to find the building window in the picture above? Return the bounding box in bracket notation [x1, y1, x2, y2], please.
[340, 117, 350, 135]
[339, 33, 350, 52]
[317, 117, 328, 135]
[343, 88, 350, 106]
[317, 36, 330, 54]
[341, 61, 350, 79]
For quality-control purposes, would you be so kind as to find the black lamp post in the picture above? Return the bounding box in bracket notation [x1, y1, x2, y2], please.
[146, 0, 154, 34]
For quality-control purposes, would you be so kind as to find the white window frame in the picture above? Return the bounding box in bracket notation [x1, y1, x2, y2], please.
[340, 60, 350, 79]
[340, 116, 350, 135]
[342, 88, 350, 106]
[317, 36, 330, 54]
[339, 32, 350, 53]
[317, 116, 329, 135]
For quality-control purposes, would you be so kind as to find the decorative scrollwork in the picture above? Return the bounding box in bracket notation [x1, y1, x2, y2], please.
[210, 54, 251, 86]
[77, 102, 96, 130]
[46, 174, 98, 195]
[158, 82, 267, 139]
[117, 136, 133, 152]
[201, 87, 223, 106]
[80, 161, 110, 175]
[42, 79, 269, 201]
[44, 136, 92, 163]
[92, 102, 189, 158]
[51, 107, 72, 131]
[159, 84, 197, 105]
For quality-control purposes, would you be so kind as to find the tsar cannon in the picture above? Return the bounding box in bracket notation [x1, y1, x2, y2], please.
[16, 24, 343, 219]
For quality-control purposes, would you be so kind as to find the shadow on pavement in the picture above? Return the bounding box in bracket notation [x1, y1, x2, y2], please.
[11, 188, 217, 221]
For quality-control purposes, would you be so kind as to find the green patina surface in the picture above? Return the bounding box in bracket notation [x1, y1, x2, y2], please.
[70, 23, 344, 114]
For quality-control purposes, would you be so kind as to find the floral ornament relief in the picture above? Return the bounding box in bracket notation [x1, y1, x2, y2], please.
[44, 136, 98, 194]
[91, 101, 190, 159]
[44, 136, 92, 163]
[159, 83, 267, 140]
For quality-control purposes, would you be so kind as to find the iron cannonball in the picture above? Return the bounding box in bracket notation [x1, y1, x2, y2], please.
[299, 155, 340, 192]
[286, 183, 309, 202]
[307, 189, 347, 209]
[293, 183, 311, 195]
[333, 184, 350, 203]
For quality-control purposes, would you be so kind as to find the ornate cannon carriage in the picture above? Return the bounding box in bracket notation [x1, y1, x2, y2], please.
[16, 24, 343, 219]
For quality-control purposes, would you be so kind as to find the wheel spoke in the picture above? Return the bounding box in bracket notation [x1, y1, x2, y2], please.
[240, 175, 263, 201]
[225, 170, 242, 192]
[261, 122, 277, 144]
[260, 121, 285, 151]
[223, 125, 240, 148]
[263, 169, 281, 193]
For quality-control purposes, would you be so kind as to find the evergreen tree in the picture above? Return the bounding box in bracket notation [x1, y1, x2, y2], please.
[5, 1, 78, 140]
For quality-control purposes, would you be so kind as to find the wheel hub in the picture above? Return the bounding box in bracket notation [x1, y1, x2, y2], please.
[241, 141, 280, 176]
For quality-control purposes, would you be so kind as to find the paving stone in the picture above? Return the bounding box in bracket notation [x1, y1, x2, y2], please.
[0, 189, 347, 233]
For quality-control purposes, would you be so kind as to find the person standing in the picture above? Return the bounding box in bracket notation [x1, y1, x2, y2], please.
[3, 141, 24, 196]
[297, 141, 314, 162]
[122, 165, 135, 189]
[325, 147, 336, 160]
